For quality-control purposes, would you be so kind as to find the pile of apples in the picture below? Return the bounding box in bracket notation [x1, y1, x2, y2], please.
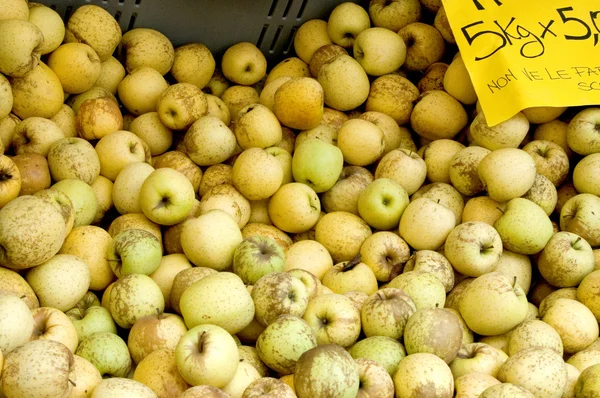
[1, 0, 600, 396]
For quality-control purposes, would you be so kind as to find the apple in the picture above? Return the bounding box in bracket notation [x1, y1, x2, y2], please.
[292, 137, 344, 193]
[47, 42, 101, 94]
[478, 148, 537, 202]
[454, 373, 501, 398]
[221, 42, 266, 85]
[444, 221, 503, 277]
[0, 266, 39, 309]
[578, 270, 600, 322]
[76, 97, 123, 141]
[64, 4, 121, 61]
[450, 342, 508, 380]
[398, 22, 446, 72]
[235, 103, 282, 149]
[393, 353, 454, 398]
[2, 339, 75, 397]
[273, 77, 324, 130]
[538, 288, 578, 318]
[9, 61, 64, 120]
[156, 83, 207, 131]
[10, 153, 51, 196]
[0, 155, 21, 208]
[469, 111, 529, 150]
[175, 323, 239, 387]
[359, 231, 411, 283]
[507, 319, 563, 357]
[181, 209, 243, 270]
[375, 148, 427, 196]
[75, 331, 131, 378]
[567, 107, 600, 155]
[522, 174, 558, 216]
[348, 335, 406, 377]
[479, 383, 536, 397]
[354, 27, 406, 76]
[523, 140, 570, 187]
[449, 145, 491, 196]
[268, 182, 321, 234]
[232, 147, 283, 201]
[421, 139, 465, 184]
[94, 130, 150, 181]
[117, 66, 169, 116]
[538, 231, 595, 288]
[171, 42, 215, 89]
[355, 357, 395, 398]
[90, 378, 157, 397]
[388, 270, 447, 310]
[575, 363, 600, 397]
[322, 256, 378, 295]
[26, 253, 90, 312]
[294, 344, 360, 398]
[573, 153, 600, 196]
[403, 307, 463, 364]
[149, 253, 192, 309]
[69, 354, 102, 397]
[128, 112, 173, 157]
[127, 312, 187, 365]
[366, 74, 420, 126]
[0, 293, 35, 355]
[318, 54, 371, 112]
[243, 377, 296, 398]
[315, 211, 372, 262]
[368, 0, 421, 31]
[410, 90, 469, 141]
[542, 298, 599, 354]
[47, 137, 101, 185]
[30, 306, 79, 353]
[221, 360, 261, 398]
[403, 250, 455, 293]
[497, 347, 567, 398]
[492, 249, 533, 295]
[95, 55, 126, 95]
[180, 271, 254, 334]
[251, 271, 309, 326]
[459, 272, 529, 336]
[180, 385, 229, 398]
[284, 239, 334, 280]
[360, 288, 416, 339]
[65, 297, 117, 342]
[107, 228, 162, 277]
[0, 19, 44, 77]
[199, 183, 251, 229]
[108, 274, 165, 329]
[139, 167, 196, 226]
[357, 177, 409, 231]
[28, 185, 75, 238]
[399, 197, 456, 251]
[232, 236, 285, 285]
[302, 293, 361, 347]
[560, 193, 600, 247]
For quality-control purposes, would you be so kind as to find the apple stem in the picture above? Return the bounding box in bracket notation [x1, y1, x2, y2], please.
[20, 294, 26, 300]
[496, 207, 505, 214]
[342, 254, 362, 272]
[513, 276, 518, 288]
[68, 379, 76, 387]
[574, 236, 582, 246]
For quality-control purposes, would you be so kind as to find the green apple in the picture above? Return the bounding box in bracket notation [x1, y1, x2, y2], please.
[459, 272, 529, 336]
[348, 335, 407, 376]
[292, 137, 343, 193]
[175, 323, 239, 387]
[403, 307, 463, 364]
[294, 344, 360, 398]
[232, 236, 285, 285]
[75, 331, 131, 378]
[107, 228, 162, 278]
[387, 270, 446, 310]
[139, 167, 196, 226]
[494, 198, 553, 255]
[255, 314, 317, 375]
[108, 274, 165, 329]
[444, 221, 503, 277]
[357, 177, 409, 231]
[353, 27, 406, 76]
[65, 296, 117, 342]
[179, 271, 254, 334]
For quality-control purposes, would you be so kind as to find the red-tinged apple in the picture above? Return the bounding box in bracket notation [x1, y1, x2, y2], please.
[128, 312, 187, 364]
[175, 323, 239, 387]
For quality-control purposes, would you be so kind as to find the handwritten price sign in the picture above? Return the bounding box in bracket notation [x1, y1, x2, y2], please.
[442, 0, 600, 126]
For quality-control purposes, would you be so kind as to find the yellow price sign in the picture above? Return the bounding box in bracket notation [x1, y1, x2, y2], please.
[442, 0, 600, 126]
